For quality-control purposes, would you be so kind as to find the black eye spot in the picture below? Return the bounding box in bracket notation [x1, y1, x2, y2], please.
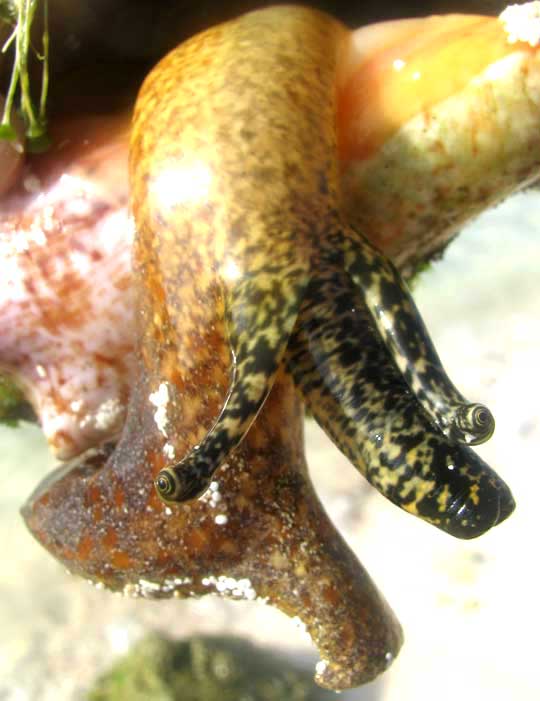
[156, 473, 172, 494]
[474, 407, 488, 425]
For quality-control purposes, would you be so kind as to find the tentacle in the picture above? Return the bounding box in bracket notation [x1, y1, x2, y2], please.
[287, 268, 514, 538]
[129, 6, 344, 504]
[323, 226, 495, 446]
[155, 250, 310, 503]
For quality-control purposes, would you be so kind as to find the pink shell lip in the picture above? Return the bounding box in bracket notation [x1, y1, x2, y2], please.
[0, 113, 136, 459]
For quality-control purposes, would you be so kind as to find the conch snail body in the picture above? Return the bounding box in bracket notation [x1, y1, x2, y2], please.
[287, 267, 513, 538]
[10, 1, 540, 690]
[4, 3, 540, 460]
[130, 5, 495, 505]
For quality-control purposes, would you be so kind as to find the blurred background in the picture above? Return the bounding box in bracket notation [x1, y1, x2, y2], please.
[0, 1, 513, 117]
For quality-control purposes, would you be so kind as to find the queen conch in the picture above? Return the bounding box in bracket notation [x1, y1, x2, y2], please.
[3, 1, 539, 690]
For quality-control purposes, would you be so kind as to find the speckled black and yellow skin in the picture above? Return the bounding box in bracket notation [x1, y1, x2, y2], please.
[130, 6, 340, 503]
[130, 5, 495, 505]
[286, 268, 514, 538]
[336, 225, 495, 446]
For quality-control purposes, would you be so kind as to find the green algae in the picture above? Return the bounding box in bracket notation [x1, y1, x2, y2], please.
[88, 634, 330, 701]
[0, 374, 34, 426]
[0, 0, 50, 151]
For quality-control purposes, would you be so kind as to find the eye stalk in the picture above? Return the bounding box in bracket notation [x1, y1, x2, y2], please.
[454, 403, 495, 446]
[154, 463, 211, 504]
[154, 471, 176, 500]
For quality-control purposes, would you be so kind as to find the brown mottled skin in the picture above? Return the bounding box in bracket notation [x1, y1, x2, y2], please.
[23, 369, 402, 689]
[23, 7, 402, 690]
[21, 4, 510, 690]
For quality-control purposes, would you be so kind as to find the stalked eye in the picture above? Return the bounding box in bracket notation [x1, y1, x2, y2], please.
[336, 225, 497, 448]
[155, 472, 175, 497]
[154, 463, 211, 503]
[472, 405, 492, 428]
[287, 267, 514, 539]
[455, 403, 495, 445]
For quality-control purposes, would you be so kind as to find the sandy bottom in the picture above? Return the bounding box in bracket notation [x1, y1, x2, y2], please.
[1, 191, 539, 701]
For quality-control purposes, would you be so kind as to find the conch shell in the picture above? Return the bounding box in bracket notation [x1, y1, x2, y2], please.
[10, 2, 540, 690]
